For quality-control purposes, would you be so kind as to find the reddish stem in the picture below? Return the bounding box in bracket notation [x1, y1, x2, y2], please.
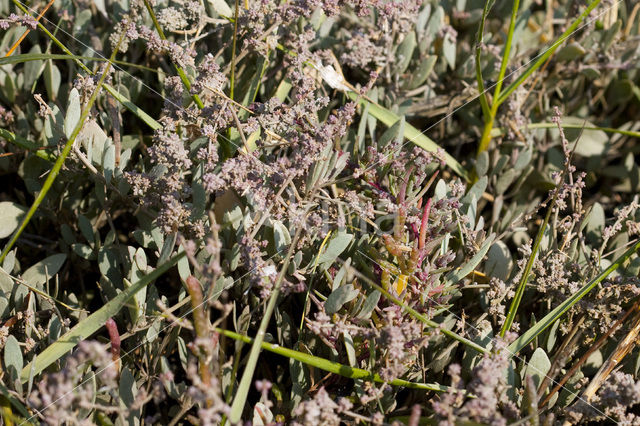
[105, 318, 121, 370]
[419, 198, 432, 250]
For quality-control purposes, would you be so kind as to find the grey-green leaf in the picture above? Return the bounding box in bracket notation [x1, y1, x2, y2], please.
[318, 232, 353, 270]
[524, 347, 550, 390]
[22, 254, 67, 289]
[64, 88, 81, 138]
[325, 284, 359, 314]
[0, 201, 27, 239]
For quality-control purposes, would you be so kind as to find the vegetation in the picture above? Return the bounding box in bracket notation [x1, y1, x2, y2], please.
[1, 0, 640, 424]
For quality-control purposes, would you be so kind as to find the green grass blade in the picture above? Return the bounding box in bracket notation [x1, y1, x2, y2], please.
[0, 128, 55, 161]
[20, 252, 185, 383]
[500, 200, 554, 337]
[229, 228, 303, 423]
[496, 0, 602, 106]
[217, 328, 450, 392]
[507, 238, 640, 355]
[0, 53, 156, 72]
[345, 92, 469, 181]
[104, 83, 162, 131]
[490, 122, 640, 139]
[0, 36, 125, 264]
[491, 0, 520, 104]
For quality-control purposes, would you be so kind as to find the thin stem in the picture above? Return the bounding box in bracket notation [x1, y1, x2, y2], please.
[0, 32, 126, 263]
[217, 328, 452, 393]
[4, 0, 55, 57]
[500, 196, 555, 337]
[496, 0, 602, 105]
[492, 0, 520, 105]
[230, 0, 240, 100]
[539, 301, 639, 408]
[507, 238, 640, 355]
[228, 226, 304, 423]
[345, 258, 489, 354]
[474, 0, 493, 120]
[142, 0, 204, 109]
[185, 276, 213, 395]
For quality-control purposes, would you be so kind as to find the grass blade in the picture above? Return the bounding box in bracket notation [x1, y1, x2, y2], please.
[0, 53, 156, 72]
[507, 238, 640, 355]
[496, 0, 602, 106]
[19, 252, 185, 383]
[217, 328, 450, 392]
[347, 257, 489, 354]
[0, 128, 55, 161]
[0, 35, 125, 264]
[490, 122, 640, 139]
[229, 228, 303, 423]
[345, 92, 469, 181]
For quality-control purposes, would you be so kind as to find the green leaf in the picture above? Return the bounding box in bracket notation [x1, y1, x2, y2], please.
[396, 31, 416, 74]
[78, 214, 94, 244]
[22, 254, 67, 289]
[44, 60, 61, 101]
[23, 45, 42, 90]
[208, 0, 233, 16]
[20, 252, 184, 383]
[325, 284, 359, 314]
[317, 232, 353, 270]
[555, 42, 586, 62]
[485, 241, 513, 281]
[103, 83, 162, 131]
[0, 202, 27, 239]
[356, 290, 380, 320]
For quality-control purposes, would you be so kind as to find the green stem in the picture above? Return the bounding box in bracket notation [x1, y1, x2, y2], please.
[0, 129, 55, 161]
[217, 328, 451, 392]
[493, 0, 520, 105]
[500, 195, 555, 337]
[348, 260, 489, 354]
[228, 227, 303, 423]
[0, 53, 158, 72]
[474, 0, 493, 121]
[496, 0, 602, 105]
[491, 122, 640, 139]
[507, 238, 640, 355]
[477, 113, 495, 155]
[230, 0, 240, 100]
[142, 0, 204, 109]
[0, 33, 126, 264]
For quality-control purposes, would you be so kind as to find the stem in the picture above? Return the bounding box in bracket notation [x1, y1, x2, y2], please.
[230, 0, 240, 100]
[228, 226, 304, 423]
[142, 0, 204, 109]
[217, 328, 451, 393]
[507, 238, 640, 355]
[496, 0, 602, 105]
[185, 276, 213, 392]
[346, 259, 489, 354]
[474, 0, 494, 120]
[0, 32, 126, 263]
[492, 0, 520, 105]
[500, 196, 554, 338]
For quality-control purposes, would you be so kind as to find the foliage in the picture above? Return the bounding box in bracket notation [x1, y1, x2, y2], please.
[1, 0, 640, 424]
